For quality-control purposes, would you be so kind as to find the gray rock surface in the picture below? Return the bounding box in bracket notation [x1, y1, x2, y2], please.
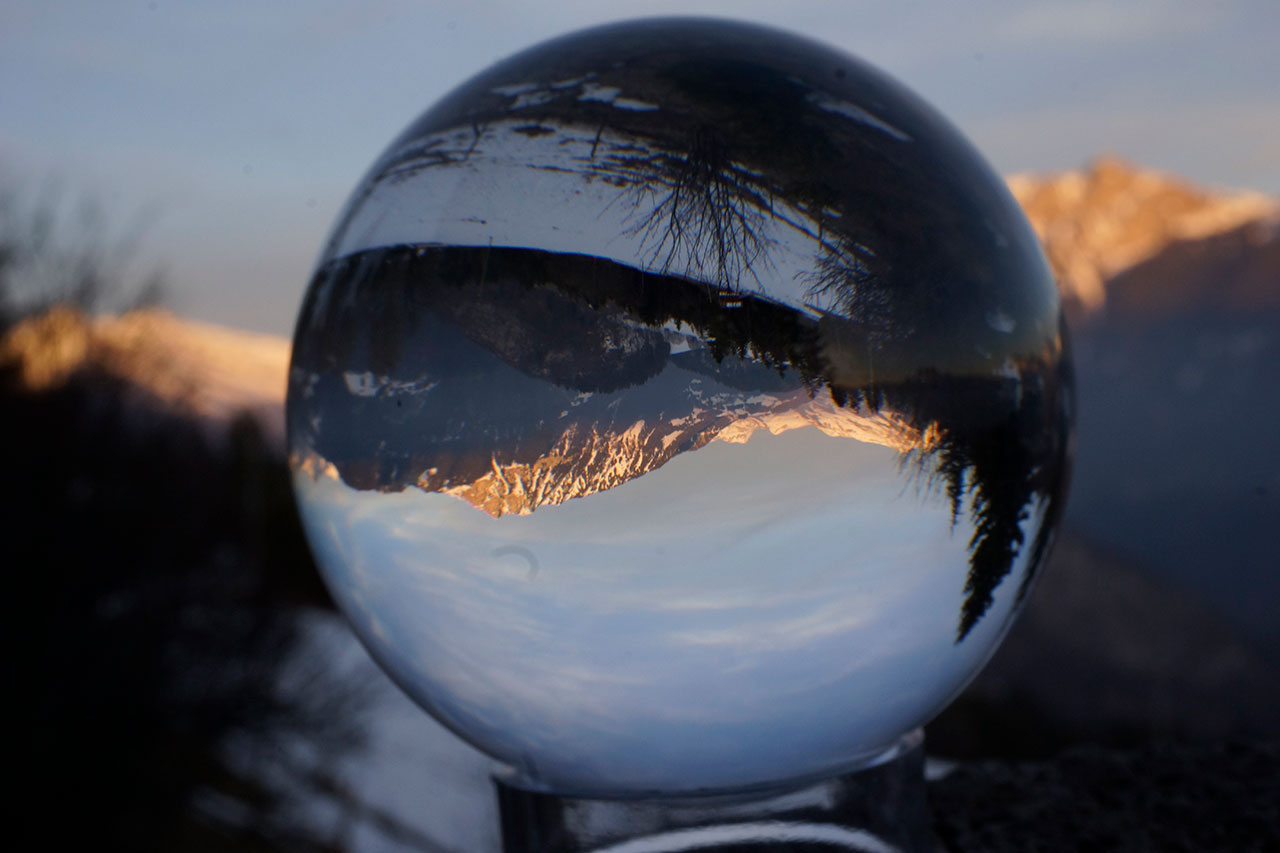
[930, 740, 1280, 852]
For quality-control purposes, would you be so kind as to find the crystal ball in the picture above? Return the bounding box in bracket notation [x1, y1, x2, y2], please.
[287, 18, 1072, 797]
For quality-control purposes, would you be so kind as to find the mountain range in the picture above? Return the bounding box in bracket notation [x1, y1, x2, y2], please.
[4, 157, 1277, 654]
[1007, 155, 1278, 315]
[286, 255, 954, 519]
[1, 303, 289, 447]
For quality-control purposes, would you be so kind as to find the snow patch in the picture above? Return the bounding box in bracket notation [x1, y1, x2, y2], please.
[578, 83, 622, 103]
[511, 90, 554, 109]
[343, 371, 382, 397]
[491, 82, 538, 96]
[986, 309, 1016, 334]
[613, 98, 659, 111]
[344, 371, 439, 399]
[805, 93, 911, 142]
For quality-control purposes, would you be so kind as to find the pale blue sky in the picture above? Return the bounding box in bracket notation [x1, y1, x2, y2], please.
[3, 0, 1277, 333]
[295, 426, 1025, 793]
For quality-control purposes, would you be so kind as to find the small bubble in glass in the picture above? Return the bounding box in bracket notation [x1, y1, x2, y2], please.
[287, 18, 1073, 797]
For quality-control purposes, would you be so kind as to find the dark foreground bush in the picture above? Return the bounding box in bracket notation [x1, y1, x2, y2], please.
[5, 367, 364, 851]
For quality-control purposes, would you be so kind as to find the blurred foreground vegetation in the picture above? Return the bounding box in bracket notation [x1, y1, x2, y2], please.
[1, 183, 378, 849]
[5, 364, 378, 849]
[0, 180, 165, 330]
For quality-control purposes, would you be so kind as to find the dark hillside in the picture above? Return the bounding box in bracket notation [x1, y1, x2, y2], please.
[1065, 219, 1280, 657]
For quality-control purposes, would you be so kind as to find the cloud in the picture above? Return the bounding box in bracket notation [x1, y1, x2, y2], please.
[996, 0, 1221, 45]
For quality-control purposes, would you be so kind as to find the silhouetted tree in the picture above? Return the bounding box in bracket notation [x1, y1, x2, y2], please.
[0, 178, 164, 328]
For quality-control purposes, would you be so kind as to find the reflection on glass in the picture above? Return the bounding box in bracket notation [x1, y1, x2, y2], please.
[287, 19, 1072, 797]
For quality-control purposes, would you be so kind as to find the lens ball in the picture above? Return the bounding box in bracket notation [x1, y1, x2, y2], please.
[288, 18, 1073, 797]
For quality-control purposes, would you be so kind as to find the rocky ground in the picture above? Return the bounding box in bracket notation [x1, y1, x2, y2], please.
[932, 740, 1280, 852]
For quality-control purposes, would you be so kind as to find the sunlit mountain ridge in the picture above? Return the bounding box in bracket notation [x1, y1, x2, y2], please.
[291, 386, 940, 517]
[1007, 155, 1278, 314]
[435, 406, 936, 517]
[443, 399, 943, 516]
[1, 304, 288, 446]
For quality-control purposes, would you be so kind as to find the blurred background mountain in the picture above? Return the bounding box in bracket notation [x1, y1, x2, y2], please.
[3, 158, 1278, 850]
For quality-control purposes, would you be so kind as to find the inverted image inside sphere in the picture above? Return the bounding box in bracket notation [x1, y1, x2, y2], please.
[287, 18, 1073, 797]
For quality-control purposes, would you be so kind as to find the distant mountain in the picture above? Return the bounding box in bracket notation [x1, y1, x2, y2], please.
[0, 305, 289, 447]
[1008, 155, 1278, 316]
[296, 376, 936, 518]
[1017, 159, 1280, 657]
[285, 245, 986, 519]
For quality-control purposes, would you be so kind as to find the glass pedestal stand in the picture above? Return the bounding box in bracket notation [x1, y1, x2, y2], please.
[495, 728, 933, 853]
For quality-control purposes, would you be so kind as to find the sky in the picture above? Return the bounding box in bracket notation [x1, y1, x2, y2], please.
[2, 0, 1278, 334]
[294, 426, 1024, 794]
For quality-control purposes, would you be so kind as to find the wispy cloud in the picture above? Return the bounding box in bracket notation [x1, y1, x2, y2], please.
[996, 0, 1221, 44]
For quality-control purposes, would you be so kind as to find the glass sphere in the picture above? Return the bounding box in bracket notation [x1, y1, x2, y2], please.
[287, 18, 1072, 797]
